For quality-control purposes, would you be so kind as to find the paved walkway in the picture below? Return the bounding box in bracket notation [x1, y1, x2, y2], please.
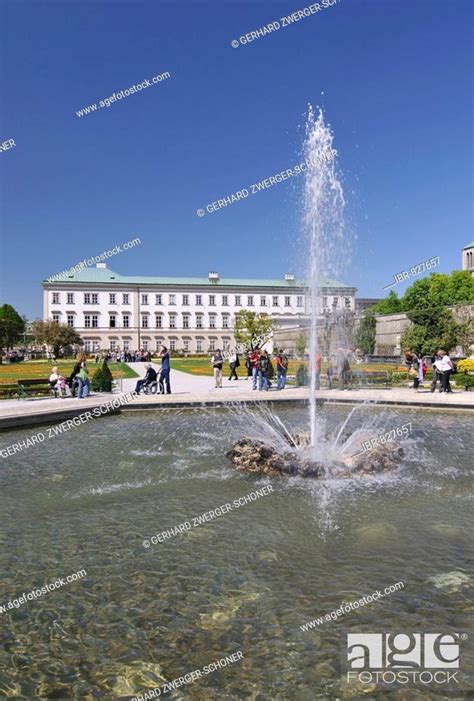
[0, 362, 472, 432]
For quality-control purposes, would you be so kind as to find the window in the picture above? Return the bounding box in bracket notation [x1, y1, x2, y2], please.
[196, 294, 202, 305]
[196, 315, 203, 329]
[141, 315, 149, 328]
[141, 294, 148, 305]
[223, 339, 230, 350]
[123, 315, 130, 328]
[284, 296, 291, 307]
[209, 295, 216, 306]
[84, 340, 92, 352]
[155, 294, 162, 305]
[209, 314, 216, 329]
[345, 297, 351, 309]
[222, 295, 228, 306]
[85, 314, 98, 327]
[67, 293, 74, 304]
[92, 341, 100, 352]
[332, 297, 339, 308]
[143, 340, 149, 351]
[123, 340, 130, 351]
[247, 295, 254, 306]
[170, 339, 176, 351]
[67, 314, 74, 327]
[109, 293, 116, 304]
[109, 315, 117, 328]
[222, 315, 229, 329]
[272, 296, 279, 306]
[182, 294, 189, 306]
[322, 296, 328, 308]
[235, 295, 241, 306]
[183, 315, 190, 329]
[169, 314, 176, 329]
[196, 339, 203, 352]
[155, 340, 163, 351]
[123, 294, 129, 304]
[155, 314, 163, 328]
[52, 313, 60, 323]
[297, 296, 304, 308]
[209, 339, 216, 351]
[169, 294, 176, 305]
[52, 293, 60, 304]
[110, 340, 117, 351]
[183, 340, 189, 352]
[84, 293, 98, 304]
[260, 296, 267, 306]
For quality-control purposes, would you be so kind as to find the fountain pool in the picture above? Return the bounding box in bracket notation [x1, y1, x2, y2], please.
[0, 404, 472, 698]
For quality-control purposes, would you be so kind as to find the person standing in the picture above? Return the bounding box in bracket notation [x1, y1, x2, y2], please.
[211, 349, 224, 388]
[250, 347, 260, 390]
[315, 352, 322, 390]
[276, 349, 288, 390]
[258, 349, 270, 391]
[228, 350, 239, 381]
[436, 350, 454, 394]
[76, 365, 90, 398]
[158, 345, 171, 394]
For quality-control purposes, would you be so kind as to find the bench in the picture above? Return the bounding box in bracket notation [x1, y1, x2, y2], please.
[0, 383, 19, 399]
[16, 378, 56, 400]
[345, 371, 389, 389]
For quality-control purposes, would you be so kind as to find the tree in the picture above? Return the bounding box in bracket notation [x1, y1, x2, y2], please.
[356, 313, 376, 355]
[32, 319, 83, 357]
[233, 310, 273, 349]
[91, 359, 113, 392]
[371, 291, 402, 315]
[0, 304, 25, 350]
[296, 333, 307, 357]
[401, 308, 461, 355]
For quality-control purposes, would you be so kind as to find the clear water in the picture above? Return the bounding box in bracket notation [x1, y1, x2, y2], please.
[0, 405, 473, 699]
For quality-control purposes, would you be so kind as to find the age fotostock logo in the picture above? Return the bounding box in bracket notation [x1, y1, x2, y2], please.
[346, 633, 465, 687]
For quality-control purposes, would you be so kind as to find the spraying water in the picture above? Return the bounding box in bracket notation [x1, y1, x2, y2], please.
[302, 106, 347, 447]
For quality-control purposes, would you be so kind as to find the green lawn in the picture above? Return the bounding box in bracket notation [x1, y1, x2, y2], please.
[0, 360, 138, 385]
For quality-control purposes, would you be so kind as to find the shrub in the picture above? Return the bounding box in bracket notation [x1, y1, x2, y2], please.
[457, 373, 474, 391]
[91, 359, 113, 392]
[457, 358, 474, 373]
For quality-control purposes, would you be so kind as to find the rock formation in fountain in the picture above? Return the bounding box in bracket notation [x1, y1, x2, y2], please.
[226, 436, 404, 479]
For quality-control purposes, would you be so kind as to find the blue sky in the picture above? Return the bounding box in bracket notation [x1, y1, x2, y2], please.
[0, 0, 472, 319]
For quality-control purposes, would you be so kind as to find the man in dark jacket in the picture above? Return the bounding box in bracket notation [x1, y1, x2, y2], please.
[135, 363, 157, 394]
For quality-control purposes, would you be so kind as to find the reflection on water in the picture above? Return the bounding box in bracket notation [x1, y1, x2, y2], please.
[0, 405, 473, 699]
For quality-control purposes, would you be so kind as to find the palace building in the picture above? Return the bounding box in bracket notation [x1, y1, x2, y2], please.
[42, 264, 356, 353]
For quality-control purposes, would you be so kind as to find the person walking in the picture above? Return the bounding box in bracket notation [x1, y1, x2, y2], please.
[430, 352, 443, 392]
[245, 351, 253, 378]
[411, 352, 422, 391]
[228, 350, 239, 381]
[158, 345, 171, 394]
[211, 349, 224, 388]
[276, 349, 288, 390]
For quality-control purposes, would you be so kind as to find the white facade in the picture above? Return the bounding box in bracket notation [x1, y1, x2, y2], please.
[42, 265, 356, 353]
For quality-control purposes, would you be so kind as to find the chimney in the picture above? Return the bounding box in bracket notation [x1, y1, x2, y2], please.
[96, 263, 107, 268]
[208, 271, 220, 282]
[285, 273, 295, 281]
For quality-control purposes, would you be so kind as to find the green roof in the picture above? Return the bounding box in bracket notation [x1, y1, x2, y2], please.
[43, 266, 354, 289]
[463, 241, 474, 249]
